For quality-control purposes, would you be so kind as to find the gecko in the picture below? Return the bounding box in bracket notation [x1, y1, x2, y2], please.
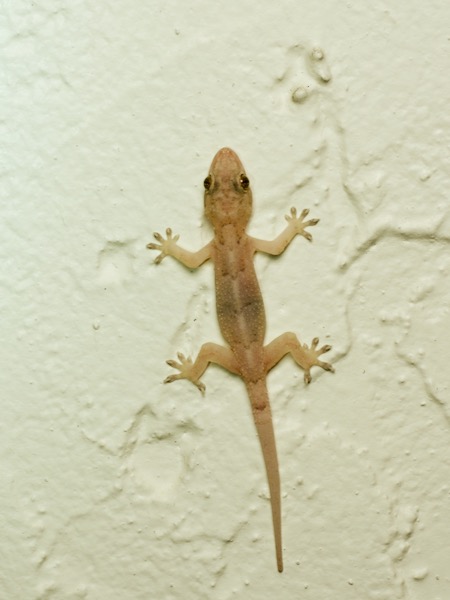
[147, 147, 333, 573]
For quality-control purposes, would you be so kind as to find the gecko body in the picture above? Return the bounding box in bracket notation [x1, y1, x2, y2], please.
[148, 148, 333, 572]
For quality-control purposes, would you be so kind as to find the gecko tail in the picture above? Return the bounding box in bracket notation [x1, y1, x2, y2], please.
[246, 379, 283, 573]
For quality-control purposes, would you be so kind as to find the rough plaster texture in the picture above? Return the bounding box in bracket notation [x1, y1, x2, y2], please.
[1, 1, 450, 599]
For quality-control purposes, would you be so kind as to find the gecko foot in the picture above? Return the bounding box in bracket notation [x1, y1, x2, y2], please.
[302, 337, 334, 384]
[147, 228, 180, 264]
[285, 207, 319, 241]
[164, 352, 206, 393]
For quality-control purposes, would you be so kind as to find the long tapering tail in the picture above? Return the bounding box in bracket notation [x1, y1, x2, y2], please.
[246, 378, 283, 572]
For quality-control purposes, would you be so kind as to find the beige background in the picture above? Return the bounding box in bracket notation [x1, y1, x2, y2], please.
[2, 1, 450, 598]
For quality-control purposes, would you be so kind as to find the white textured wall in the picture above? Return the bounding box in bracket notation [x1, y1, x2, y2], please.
[2, 1, 450, 598]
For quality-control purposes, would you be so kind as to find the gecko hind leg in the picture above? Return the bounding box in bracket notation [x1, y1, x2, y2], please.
[264, 332, 334, 384]
[165, 343, 239, 394]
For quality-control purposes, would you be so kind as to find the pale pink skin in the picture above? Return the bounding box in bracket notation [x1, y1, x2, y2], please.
[148, 148, 334, 573]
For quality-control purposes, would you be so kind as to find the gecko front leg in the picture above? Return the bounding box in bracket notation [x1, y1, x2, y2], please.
[251, 207, 319, 256]
[147, 228, 211, 268]
[165, 343, 239, 393]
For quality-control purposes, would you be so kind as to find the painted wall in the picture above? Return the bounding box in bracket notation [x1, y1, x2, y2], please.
[2, 1, 449, 598]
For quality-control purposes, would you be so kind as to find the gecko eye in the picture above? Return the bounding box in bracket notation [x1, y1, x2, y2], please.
[203, 176, 212, 190]
[240, 175, 250, 190]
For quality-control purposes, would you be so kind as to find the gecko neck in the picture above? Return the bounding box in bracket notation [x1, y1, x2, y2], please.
[213, 222, 248, 246]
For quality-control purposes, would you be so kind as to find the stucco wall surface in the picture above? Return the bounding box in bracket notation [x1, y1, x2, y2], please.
[1, 1, 450, 599]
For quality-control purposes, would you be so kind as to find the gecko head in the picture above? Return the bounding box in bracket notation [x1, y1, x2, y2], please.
[204, 148, 252, 229]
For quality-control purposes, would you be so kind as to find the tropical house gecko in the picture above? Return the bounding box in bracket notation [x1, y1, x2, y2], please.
[147, 147, 333, 572]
